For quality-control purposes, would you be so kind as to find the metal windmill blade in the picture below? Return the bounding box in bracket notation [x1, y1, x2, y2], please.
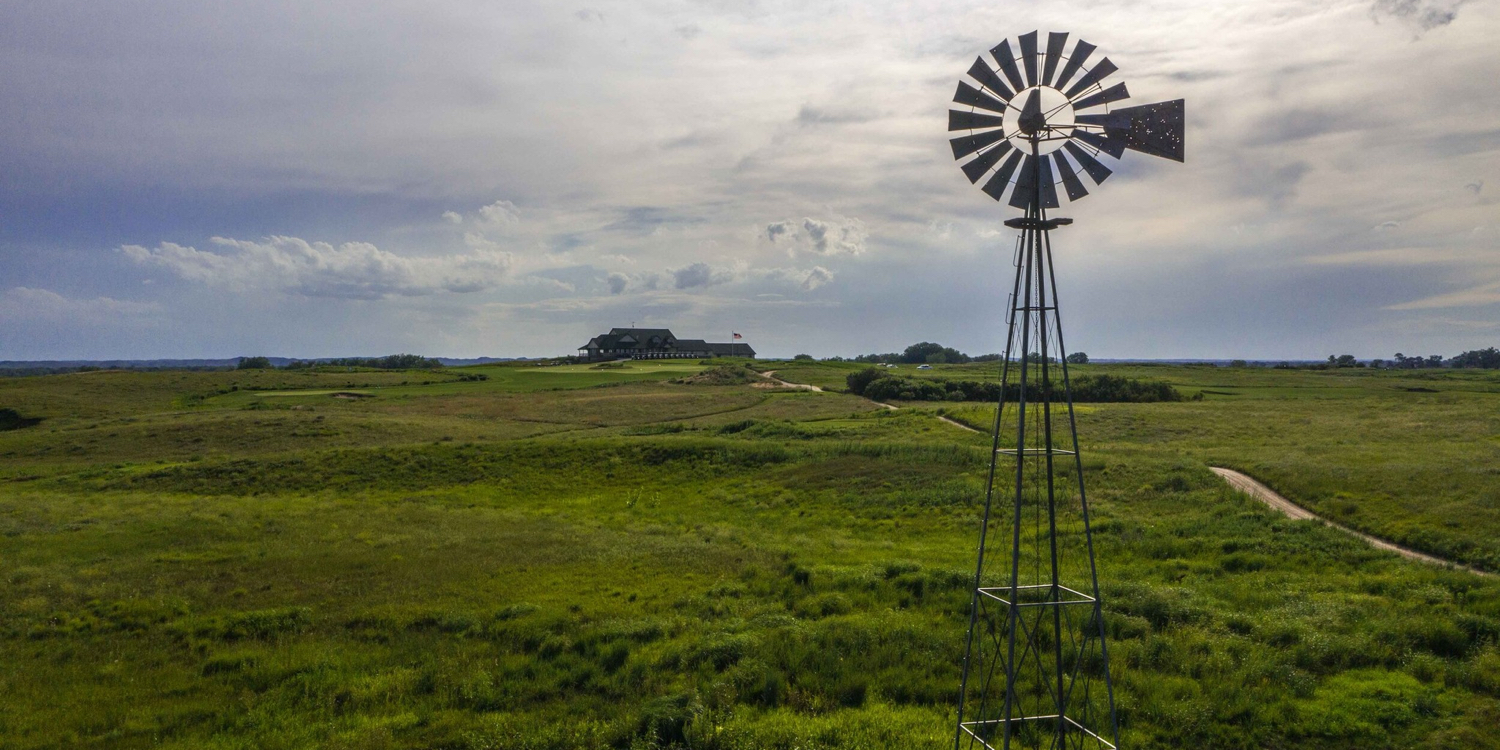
[948, 30, 1185, 209]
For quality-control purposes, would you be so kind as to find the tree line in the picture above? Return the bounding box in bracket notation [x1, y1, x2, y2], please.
[237, 354, 444, 370]
[1305, 348, 1500, 370]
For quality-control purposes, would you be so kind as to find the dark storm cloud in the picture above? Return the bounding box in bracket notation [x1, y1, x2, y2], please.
[673, 262, 732, 289]
[1371, 0, 1469, 30]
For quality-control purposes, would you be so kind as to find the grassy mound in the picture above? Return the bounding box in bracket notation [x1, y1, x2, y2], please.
[675, 364, 756, 385]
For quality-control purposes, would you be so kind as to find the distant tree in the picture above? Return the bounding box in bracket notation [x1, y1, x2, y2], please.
[237, 356, 272, 370]
[1451, 347, 1500, 368]
[1066, 352, 1090, 365]
[1229, 359, 1248, 368]
[1024, 352, 1054, 364]
[1391, 352, 1443, 369]
[971, 353, 1002, 362]
[1369, 358, 1385, 369]
[321, 354, 443, 370]
[1329, 354, 1357, 368]
[793, 353, 814, 361]
[901, 342, 971, 365]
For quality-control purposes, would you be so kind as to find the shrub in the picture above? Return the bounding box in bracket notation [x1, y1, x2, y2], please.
[637, 692, 697, 745]
[848, 369, 1180, 403]
[0, 408, 42, 431]
[845, 367, 890, 396]
[676, 365, 754, 385]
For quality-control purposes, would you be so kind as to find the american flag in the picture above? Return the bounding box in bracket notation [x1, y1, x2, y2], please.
[732, 332, 742, 339]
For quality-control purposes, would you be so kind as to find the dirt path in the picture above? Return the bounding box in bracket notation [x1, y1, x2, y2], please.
[757, 370, 824, 392]
[1209, 467, 1493, 577]
[938, 415, 981, 432]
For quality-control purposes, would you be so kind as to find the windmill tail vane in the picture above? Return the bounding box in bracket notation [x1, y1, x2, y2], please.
[946, 30, 1184, 750]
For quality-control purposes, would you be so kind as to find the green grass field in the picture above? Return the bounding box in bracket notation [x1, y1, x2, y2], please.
[2, 361, 1499, 749]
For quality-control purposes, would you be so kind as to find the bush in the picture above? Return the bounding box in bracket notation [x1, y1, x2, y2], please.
[236, 356, 272, 370]
[845, 367, 889, 396]
[846, 369, 1180, 403]
[676, 365, 754, 385]
[637, 692, 697, 745]
[0, 408, 42, 431]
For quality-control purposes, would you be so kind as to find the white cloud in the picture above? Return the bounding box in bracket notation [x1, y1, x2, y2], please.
[801, 266, 834, 290]
[442, 210, 463, 224]
[0, 286, 160, 323]
[120, 236, 512, 299]
[672, 262, 735, 289]
[478, 200, 520, 227]
[1389, 281, 1500, 310]
[764, 216, 868, 256]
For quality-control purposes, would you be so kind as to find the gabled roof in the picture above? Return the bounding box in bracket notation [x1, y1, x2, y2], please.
[580, 328, 680, 351]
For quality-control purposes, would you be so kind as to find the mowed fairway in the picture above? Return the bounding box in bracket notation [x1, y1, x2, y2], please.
[2, 361, 1500, 749]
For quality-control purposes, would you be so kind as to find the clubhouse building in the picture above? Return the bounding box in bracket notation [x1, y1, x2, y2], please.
[578, 327, 755, 361]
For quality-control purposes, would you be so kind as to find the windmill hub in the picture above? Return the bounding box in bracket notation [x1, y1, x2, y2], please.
[1009, 86, 1075, 151]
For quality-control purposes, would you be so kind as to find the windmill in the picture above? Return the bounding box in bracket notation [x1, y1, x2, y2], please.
[947, 30, 1184, 750]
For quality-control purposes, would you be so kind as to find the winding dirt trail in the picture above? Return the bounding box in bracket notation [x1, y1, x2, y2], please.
[1209, 467, 1493, 577]
[757, 370, 824, 392]
[938, 415, 981, 432]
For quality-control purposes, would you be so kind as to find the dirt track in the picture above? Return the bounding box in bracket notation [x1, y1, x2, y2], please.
[1209, 467, 1492, 577]
[938, 415, 981, 432]
[758, 371, 823, 392]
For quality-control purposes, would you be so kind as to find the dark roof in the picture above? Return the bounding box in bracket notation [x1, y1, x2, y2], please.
[608, 327, 674, 339]
[581, 328, 679, 351]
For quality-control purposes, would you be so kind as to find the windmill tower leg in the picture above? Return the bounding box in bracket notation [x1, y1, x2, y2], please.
[953, 154, 1119, 750]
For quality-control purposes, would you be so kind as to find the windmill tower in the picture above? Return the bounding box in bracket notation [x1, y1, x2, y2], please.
[946, 31, 1184, 750]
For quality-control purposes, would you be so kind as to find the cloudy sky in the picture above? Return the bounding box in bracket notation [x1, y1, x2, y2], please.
[1, 0, 1495, 360]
